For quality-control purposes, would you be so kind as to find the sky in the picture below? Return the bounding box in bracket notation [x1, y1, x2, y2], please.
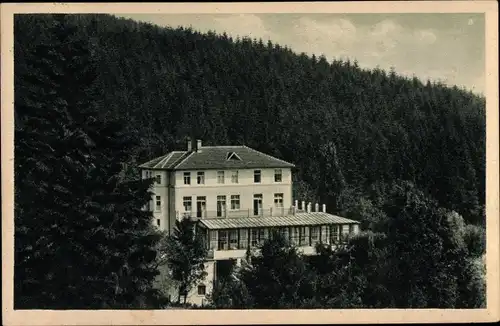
[116, 13, 485, 94]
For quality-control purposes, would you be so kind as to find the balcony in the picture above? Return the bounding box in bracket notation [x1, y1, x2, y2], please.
[176, 207, 296, 220]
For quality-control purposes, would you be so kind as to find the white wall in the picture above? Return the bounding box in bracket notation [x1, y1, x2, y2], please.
[174, 168, 292, 187]
[142, 169, 173, 232]
[172, 168, 293, 217]
[143, 167, 294, 233]
[184, 260, 215, 307]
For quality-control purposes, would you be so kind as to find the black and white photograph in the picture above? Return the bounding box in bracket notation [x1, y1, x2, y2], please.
[2, 1, 499, 325]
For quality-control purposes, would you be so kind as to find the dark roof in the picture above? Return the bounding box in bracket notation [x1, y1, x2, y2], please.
[198, 212, 360, 230]
[139, 145, 295, 170]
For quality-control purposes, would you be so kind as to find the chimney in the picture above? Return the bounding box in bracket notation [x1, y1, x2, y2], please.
[302, 201, 306, 211]
[187, 138, 192, 151]
[294, 200, 298, 208]
[315, 203, 319, 212]
[196, 139, 202, 152]
[307, 203, 311, 213]
[322, 204, 326, 213]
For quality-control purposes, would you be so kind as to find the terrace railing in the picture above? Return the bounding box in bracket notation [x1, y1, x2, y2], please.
[176, 207, 296, 220]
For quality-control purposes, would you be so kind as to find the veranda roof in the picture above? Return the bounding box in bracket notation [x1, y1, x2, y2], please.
[198, 212, 359, 230]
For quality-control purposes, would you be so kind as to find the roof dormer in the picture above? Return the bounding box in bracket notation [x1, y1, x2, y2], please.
[226, 151, 242, 161]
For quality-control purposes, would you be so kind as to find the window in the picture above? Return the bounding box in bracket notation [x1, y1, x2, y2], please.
[254, 170, 261, 183]
[321, 225, 328, 243]
[274, 193, 284, 208]
[274, 169, 282, 182]
[229, 230, 238, 250]
[183, 172, 191, 185]
[250, 229, 259, 247]
[227, 152, 241, 161]
[197, 285, 206, 295]
[217, 171, 225, 184]
[253, 194, 262, 216]
[331, 225, 339, 244]
[279, 227, 289, 241]
[209, 231, 217, 250]
[231, 171, 239, 183]
[311, 226, 320, 245]
[197, 171, 205, 184]
[217, 195, 227, 217]
[290, 227, 300, 245]
[341, 224, 349, 242]
[218, 230, 228, 250]
[156, 219, 161, 227]
[230, 195, 240, 210]
[259, 228, 266, 245]
[155, 174, 161, 184]
[183, 196, 192, 213]
[196, 196, 206, 218]
[299, 226, 307, 245]
[239, 229, 248, 249]
[155, 196, 161, 211]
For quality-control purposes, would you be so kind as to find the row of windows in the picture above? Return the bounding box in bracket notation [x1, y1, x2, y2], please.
[208, 225, 353, 251]
[183, 169, 283, 185]
[150, 193, 284, 213]
[145, 169, 284, 186]
[182, 193, 284, 212]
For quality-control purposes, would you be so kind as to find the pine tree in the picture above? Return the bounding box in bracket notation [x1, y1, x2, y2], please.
[15, 14, 166, 309]
[15, 13, 487, 309]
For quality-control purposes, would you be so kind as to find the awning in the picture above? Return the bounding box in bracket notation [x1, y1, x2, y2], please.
[198, 212, 359, 230]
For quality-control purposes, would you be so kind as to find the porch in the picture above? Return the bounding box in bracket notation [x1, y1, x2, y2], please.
[196, 212, 360, 260]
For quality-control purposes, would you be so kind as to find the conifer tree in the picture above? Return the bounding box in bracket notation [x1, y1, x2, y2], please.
[15, 14, 166, 309]
[14, 13, 487, 309]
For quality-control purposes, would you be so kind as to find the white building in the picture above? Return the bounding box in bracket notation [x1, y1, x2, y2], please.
[139, 139, 360, 305]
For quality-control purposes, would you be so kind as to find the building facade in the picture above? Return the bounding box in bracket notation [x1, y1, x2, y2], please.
[139, 139, 360, 305]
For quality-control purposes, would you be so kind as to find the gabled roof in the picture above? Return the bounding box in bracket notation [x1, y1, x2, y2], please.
[198, 212, 360, 230]
[139, 145, 295, 170]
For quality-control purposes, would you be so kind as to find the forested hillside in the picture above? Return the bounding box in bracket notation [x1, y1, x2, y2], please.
[14, 14, 485, 225]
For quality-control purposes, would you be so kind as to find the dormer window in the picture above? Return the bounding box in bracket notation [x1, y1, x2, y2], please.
[226, 152, 242, 161]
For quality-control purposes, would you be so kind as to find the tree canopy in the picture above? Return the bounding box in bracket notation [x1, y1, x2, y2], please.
[14, 13, 486, 309]
[14, 13, 486, 227]
[15, 14, 166, 309]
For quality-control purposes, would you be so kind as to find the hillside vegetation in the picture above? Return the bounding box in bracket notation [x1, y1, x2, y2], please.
[13, 14, 486, 309]
[14, 14, 485, 226]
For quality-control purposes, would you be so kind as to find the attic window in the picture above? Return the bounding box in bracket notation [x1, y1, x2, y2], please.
[226, 152, 242, 161]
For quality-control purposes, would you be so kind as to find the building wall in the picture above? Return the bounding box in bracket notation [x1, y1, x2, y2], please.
[142, 169, 170, 231]
[173, 168, 292, 186]
[172, 168, 293, 217]
[142, 169, 181, 233]
[184, 260, 215, 307]
[143, 167, 294, 233]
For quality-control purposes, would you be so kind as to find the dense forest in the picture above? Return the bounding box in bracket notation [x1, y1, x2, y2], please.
[14, 13, 486, 226]
[14, 14, 486, 309]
